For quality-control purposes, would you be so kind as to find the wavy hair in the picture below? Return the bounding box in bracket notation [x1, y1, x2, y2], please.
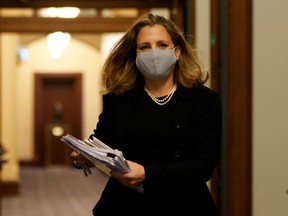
[101, 13, 208, 95]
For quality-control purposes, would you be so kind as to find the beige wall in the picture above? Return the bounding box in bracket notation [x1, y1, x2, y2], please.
[0, 33, 123, 182]
[15, 35, 103, 160]
[0, 34, 19, 181]
[195, 0, 211, 87]
[253, 0, 288, 215]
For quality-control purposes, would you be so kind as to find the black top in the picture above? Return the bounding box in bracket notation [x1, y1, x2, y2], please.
[125, 90, 177, 164]
[90, 84, 222, 216]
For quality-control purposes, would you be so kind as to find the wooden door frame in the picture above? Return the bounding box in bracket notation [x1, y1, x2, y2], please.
[226, 1, 252, 215]
[210, 1, 252, 216]
[33, 73, 82, 166]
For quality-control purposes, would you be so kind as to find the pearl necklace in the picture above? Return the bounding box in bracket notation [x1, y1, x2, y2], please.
[144, 84, 177, 106]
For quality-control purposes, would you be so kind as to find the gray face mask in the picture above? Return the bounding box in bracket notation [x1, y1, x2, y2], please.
[136, 48, 177, 80]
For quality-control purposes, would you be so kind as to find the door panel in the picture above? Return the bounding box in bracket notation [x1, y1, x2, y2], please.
[34, 73, 82, 166]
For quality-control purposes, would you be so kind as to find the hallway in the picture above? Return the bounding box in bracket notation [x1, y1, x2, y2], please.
[1, 166, 109, 216]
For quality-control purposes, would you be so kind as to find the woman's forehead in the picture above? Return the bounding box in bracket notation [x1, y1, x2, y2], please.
[136, 25, 172, 44]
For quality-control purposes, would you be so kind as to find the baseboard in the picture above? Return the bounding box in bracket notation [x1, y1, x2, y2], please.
[0, 180, 19, 196]
[20, 159, 40, 166]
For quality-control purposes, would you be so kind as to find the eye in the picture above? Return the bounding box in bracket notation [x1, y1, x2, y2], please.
[158, 43, 169, 50]
[137, 44, 151, 52]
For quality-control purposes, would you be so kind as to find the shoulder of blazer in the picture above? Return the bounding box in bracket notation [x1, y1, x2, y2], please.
[178, 84, 220, 101]
[102, 86, 142, 107]
[176, 85, 222, 117]
[101, 90, 138, 121]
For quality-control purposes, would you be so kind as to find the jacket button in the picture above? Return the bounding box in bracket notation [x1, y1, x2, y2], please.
[174, 151, 180, 158]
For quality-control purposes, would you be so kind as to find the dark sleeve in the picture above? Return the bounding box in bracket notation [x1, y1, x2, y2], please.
[144, 88, 222, 190]
[88, 94, 117, 148]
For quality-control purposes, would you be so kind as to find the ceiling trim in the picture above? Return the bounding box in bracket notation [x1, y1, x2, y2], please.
[0, 0, 174, 8]
[0, 17, 137, 33]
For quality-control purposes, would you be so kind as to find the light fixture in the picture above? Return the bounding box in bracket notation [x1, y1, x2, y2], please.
[38, 7, 80, 18]
[47, 32, 71, 59]
[52, 126, 65, 136]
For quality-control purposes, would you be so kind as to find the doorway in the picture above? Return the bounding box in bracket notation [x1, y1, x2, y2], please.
[34, 73, 82, 166]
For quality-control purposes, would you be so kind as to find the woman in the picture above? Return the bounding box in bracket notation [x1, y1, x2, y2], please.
[72, 13, 222, 216]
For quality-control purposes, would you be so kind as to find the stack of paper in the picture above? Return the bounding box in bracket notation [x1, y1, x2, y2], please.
[61, 134, 144, 193]
[61, 134, 130, 173]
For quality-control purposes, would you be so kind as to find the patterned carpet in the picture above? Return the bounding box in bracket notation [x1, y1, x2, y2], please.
[1, 166, 109, 216]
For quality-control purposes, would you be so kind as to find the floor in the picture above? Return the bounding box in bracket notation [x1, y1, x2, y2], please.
[1, 166, 109, 216]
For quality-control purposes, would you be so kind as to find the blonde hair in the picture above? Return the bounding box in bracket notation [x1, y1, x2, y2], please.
[101, 13, 208, 95]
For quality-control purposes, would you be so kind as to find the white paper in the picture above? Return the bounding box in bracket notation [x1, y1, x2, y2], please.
[61, 134, 144, 193]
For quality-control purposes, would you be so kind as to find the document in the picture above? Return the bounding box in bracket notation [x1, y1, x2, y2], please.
[61, 134, 144, 193]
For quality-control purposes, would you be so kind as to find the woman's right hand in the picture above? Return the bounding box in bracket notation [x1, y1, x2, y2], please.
[70, 150, 93, 167]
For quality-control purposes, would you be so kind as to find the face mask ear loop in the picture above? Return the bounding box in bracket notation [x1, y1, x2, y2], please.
[174, 46, 182, 51]
[174, 46, 181, 60]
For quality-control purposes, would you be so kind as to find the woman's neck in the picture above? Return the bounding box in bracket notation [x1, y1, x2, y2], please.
[144, 76, 175, 97]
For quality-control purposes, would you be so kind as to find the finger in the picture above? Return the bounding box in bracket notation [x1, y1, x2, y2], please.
[70, 150, 79, 157]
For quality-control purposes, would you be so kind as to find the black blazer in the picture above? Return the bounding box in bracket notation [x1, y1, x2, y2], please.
[91, 84, 222, 216]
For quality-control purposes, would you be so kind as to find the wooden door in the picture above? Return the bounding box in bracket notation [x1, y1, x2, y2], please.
[34, 73, 82, 166]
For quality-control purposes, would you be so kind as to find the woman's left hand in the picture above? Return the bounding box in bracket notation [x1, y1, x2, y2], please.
[110, 160, 145, 189]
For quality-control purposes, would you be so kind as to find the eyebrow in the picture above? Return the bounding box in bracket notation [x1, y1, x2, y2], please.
[138, 40, 170, 46]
